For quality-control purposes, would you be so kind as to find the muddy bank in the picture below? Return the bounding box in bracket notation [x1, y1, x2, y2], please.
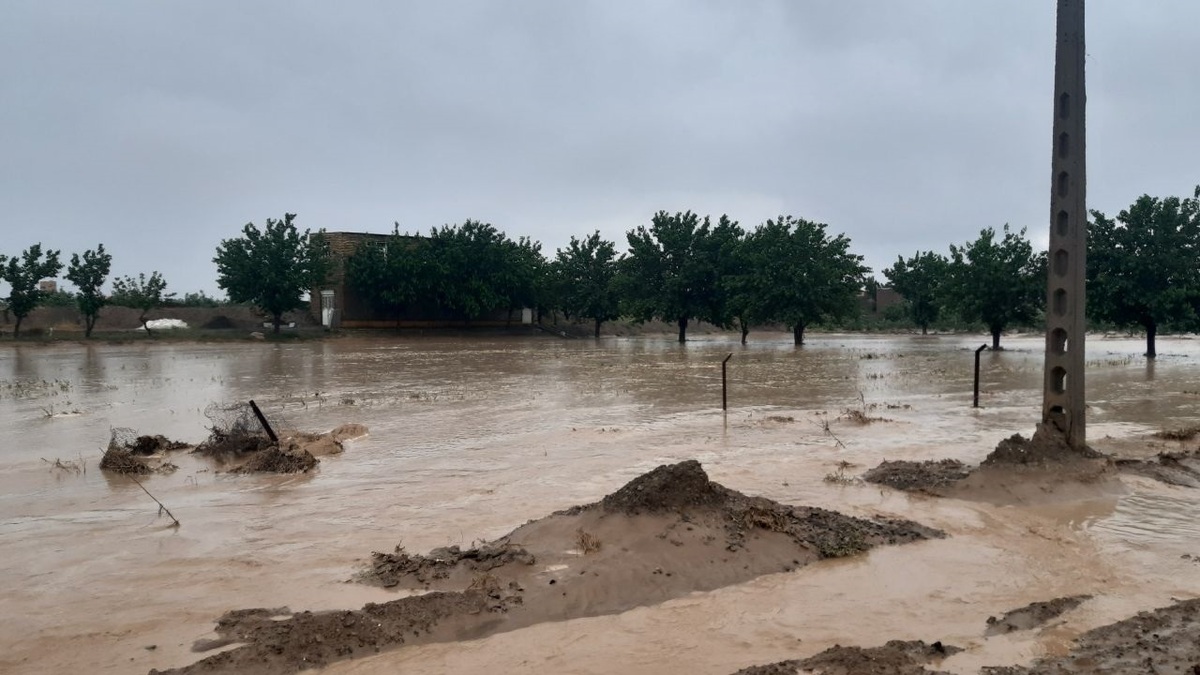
[159, 460, 942, 674]
[985, 595, 1091, 635]
[863, 427, 1194, 497]
[98, 423, 367, 475]
[980, 598, 1200, 674]
[731, 640, 962, 675]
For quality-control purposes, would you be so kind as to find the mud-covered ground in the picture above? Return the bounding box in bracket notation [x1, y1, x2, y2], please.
[158, 460, 942, 674]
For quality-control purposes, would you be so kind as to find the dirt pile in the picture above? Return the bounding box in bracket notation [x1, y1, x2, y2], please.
[100, 428, 185, 474]
[732, 640, 961, 675]
[599, 459, 725, 513]
[150, 583, 523, 675]
[370, 542, 536, 588]
[982, 427, 1102, 466]
[863, 459, 971, 492]
[99, 446, 156, 475]
[1114, 448, 1200, 488]
[164, 460, 942, 674]
[985, 595, 1091, 635]
[980, 598, 1200, 674]
[230, 445, 317, 474]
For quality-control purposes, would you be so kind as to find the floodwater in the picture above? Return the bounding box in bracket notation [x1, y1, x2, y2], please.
[1, 332, 1198, 674]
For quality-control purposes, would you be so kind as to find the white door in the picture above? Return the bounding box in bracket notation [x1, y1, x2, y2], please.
[320, 290, 335, 328]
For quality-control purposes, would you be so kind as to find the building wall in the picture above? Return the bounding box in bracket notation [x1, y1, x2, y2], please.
[311, 231, 521, 329]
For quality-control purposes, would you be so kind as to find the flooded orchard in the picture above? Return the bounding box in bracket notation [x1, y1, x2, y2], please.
[2, 333, 1199, 674]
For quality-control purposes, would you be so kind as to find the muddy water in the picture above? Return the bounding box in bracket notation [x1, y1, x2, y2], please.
[1, 332, 1198, 674]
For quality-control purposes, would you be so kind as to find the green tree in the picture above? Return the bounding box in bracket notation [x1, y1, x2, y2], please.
[883, 250, 949, 334]
[945, 225, 1044, 350]
[555, 231, 622, 337]
[734, 216, 868, 346]
[110, 272, 174, 335]
[620, 211, 743, 343]
[345, 227, 430, 327]
[1, 244, 63, 338]
[214, 213, 331, 334]
[65, 244, 113, 338]
[1088, 188, 1200, 358]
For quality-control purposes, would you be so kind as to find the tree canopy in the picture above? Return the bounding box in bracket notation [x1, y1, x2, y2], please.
[734, 216, 868, 345]
[554, 231, 622, 338]
[1, 244, 63, 338]
[214, 214, 331, 333]
[65, 243, 112, 338]
[945, 225, 1044, 349]
[110, 272, 173, 334]
[883, 250, 949, 335]
[620, 211, 743, 343]
[1089, 187, 1200, 357]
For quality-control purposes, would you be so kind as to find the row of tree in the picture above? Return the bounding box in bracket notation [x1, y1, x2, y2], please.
[0, 244, 173, 338]
[345, 212, 870, 344]
[5, 186, 1197, 351]
[885, 186, 1200, 356]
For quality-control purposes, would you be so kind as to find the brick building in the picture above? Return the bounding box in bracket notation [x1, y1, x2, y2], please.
[310, 231, 526, 329]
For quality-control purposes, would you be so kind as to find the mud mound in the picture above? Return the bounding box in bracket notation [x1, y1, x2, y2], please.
[369, 542, 536, 587]
[863, 459, 971, 492]
[200, 315, 236, 330]
[231, 445, 317, 474]
[127, 435, 189, 455]
[99, 446, 155, 475]
[733, 640, 961, 675]
[330, 423, 368, 442]
[981, 598, 1200, 674]
[163, 460, 943, 674]
[150, 583, 522, 675]
[985, 595, 1091, 635]
[1115, 449, 1200, 488]
[982, 427, 1102, 466]
[600, 459, 725, 514]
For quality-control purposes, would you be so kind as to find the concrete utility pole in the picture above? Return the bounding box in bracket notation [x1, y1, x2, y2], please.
[1041, 0, 1087, 448]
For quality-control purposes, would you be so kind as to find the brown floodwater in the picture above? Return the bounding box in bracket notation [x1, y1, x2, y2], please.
[1, 332, 1198, 674]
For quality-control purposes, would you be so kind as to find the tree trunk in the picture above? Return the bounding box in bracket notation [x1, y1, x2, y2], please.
[793, 324, 805, 346]
[85, 315, 96, 338]
[140, 313, 153, 337]
[920, 323, 928, 336]
[1145, 321, 1157, 358]
[13, 315, 23, 338]
[740, 323, 749, 345]
[594, 318, 602, 339]
[273, 314, 283, 335]
[991, 326, 1002, 350]
[677, 317, 688, 343]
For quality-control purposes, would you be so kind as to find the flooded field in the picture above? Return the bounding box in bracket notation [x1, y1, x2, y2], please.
[1, 332, 1198, 674]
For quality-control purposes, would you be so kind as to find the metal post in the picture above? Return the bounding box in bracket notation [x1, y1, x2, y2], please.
[973, 344, 987, 408]
[722, 353, 733, 411]
[248, 399, 279, 443]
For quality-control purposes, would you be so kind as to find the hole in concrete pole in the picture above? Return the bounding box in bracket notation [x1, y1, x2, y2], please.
[1051, 367, 1067, 394]
[1053, 289, 1068, 316]
[1050, 404, 1065, 416]
[1059, 93, 1070, 119]
[1057, 171, 1069, 197]
[1051, 328, 1068, 354]
[1054, 249, 1069, 276]
[1058, 132, 1070, 158]
[1056, 210, 1070, 236]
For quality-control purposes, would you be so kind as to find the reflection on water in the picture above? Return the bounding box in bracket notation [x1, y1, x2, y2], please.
[0, 332, 1198, 674]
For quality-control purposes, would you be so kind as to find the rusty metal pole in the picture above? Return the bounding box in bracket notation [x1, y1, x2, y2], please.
[248, 399, 279, 443]
[722, 353, 733, 411]
[973, 344, 988, 408]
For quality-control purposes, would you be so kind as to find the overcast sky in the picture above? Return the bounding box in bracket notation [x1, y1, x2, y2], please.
[3, 1, 1198, 297]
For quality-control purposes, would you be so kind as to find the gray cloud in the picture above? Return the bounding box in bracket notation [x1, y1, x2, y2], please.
[2, 1, 1197, 295]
